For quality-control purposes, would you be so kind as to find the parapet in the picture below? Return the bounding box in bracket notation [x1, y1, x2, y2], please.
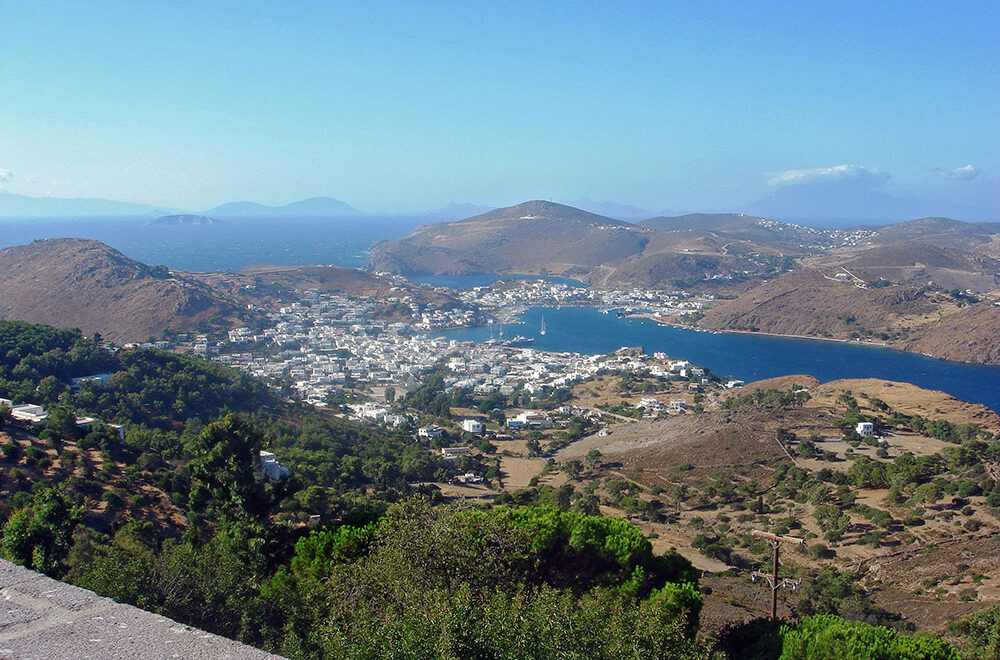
[0, 559, 285, 659]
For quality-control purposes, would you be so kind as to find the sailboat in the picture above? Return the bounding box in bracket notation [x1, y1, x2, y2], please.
[540, 315, 547, 336]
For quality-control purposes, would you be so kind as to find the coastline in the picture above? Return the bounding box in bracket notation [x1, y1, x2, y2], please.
[631, 312, 996, 369]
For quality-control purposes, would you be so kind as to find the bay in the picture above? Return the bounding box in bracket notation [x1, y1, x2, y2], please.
[440, 306, 1000, 414]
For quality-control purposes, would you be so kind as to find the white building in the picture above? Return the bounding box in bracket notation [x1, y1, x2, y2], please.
[71, 373, 112, 390]
[10, 404, 48, 425]
[418, 425, 444, 439]
[259, 451, 290, 481]
[461, 419, 484, 434]
[513, 411, 552, 428]
[441, 446, 472, 460]
[856, 421, 875, 437]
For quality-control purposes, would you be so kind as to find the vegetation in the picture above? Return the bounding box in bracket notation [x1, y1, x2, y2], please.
[0, 320, 980, 659]
[721, 387, 810, 409]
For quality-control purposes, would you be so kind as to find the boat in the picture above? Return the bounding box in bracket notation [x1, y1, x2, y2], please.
[501, 335, 534, 347]
[540, 315, 546, 336]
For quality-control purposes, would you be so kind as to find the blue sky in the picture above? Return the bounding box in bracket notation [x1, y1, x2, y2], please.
[1, 1, 997, 215]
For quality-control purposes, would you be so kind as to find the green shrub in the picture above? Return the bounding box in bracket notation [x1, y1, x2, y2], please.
[779, 614, 959, 659]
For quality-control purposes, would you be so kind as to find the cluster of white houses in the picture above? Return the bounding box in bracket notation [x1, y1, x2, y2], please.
[446, 278, 716, 322]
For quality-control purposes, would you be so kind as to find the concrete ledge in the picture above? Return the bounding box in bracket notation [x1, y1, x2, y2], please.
[0, 559, 285, 659]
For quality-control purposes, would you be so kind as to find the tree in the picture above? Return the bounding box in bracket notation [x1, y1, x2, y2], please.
[562, 459, 583, 480]
[46, 405, 79, 439]
[0, 482, 82, 576]
[525, 437, 542, 457]
[585, 448, 603, 471]
[186, 415, 268, 522]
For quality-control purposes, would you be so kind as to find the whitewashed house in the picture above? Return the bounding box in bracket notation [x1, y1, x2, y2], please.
[856, 421, 875, 437]
[461, 419, 484, 434]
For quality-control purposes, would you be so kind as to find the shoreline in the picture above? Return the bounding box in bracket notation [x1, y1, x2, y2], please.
[623, 312, 1000, 371]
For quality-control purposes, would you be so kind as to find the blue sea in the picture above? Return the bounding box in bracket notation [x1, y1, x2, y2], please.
[441, 307, 1000, 414]
[0, 216, 426, 272]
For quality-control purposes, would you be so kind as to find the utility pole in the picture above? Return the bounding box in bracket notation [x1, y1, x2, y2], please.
[750, 530, 805, 621]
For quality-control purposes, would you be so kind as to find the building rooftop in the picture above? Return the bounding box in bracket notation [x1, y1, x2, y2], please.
[0, 559, 284, 660]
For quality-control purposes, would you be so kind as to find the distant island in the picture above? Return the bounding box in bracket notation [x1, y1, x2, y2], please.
[149, 214, 226, 226]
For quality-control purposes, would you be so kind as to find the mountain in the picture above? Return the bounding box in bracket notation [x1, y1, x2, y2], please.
[0, 239, 245, 342]
[0, 191, 169, 218]
[149, 214, 225, 226]
[205, 196, 364, 218]
[199, 263, 467, 322]
[366, 200, 648, 276]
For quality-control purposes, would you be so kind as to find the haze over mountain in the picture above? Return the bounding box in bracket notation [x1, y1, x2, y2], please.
[205, 196, 365, 218]
[150, 214, 226, 226]
[744, 182, 995, 226]
[0, 191, 172, 218]
[563, 199, 661, 220]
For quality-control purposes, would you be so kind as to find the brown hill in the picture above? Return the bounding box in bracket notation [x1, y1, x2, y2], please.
[639, 213, 822, 251]
[903, 301, 1000, 366]
[696, 266, 1000, 365]
[366, 200, 648, 276]
[810, 378, 1000, 431]
[870, 217, 1000, 256]
[198, 263, 466, 317]
[807, 240, 1000, 291]
[697, 269, 938, 338]
[0, 239, 243, 342]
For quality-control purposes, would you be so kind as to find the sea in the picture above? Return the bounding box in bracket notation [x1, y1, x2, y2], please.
[440, 307, 1000, 414]
[0, 216, 426, 272]
[3, 218, 999, 413]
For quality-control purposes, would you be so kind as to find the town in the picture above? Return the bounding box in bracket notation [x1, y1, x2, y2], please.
[203, 279, 725, 414]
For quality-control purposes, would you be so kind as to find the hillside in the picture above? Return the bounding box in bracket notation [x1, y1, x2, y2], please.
[869, 217, 1000, 252]
[0, 239, 245, 342]
[553, 373, 1000, 638]
[904, 301, 1000, 366]
[696, 269, 940, 338]
[197, 262, 467, 322]
[815, 240, 1000, 291]
[638, 213, 822, 250]
[366, 200, 649, 276]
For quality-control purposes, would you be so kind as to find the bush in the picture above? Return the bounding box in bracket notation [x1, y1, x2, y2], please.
[779, 614, 959, 659]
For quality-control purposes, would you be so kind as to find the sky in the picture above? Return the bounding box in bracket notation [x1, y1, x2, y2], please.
[1, 1, 998, 216]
